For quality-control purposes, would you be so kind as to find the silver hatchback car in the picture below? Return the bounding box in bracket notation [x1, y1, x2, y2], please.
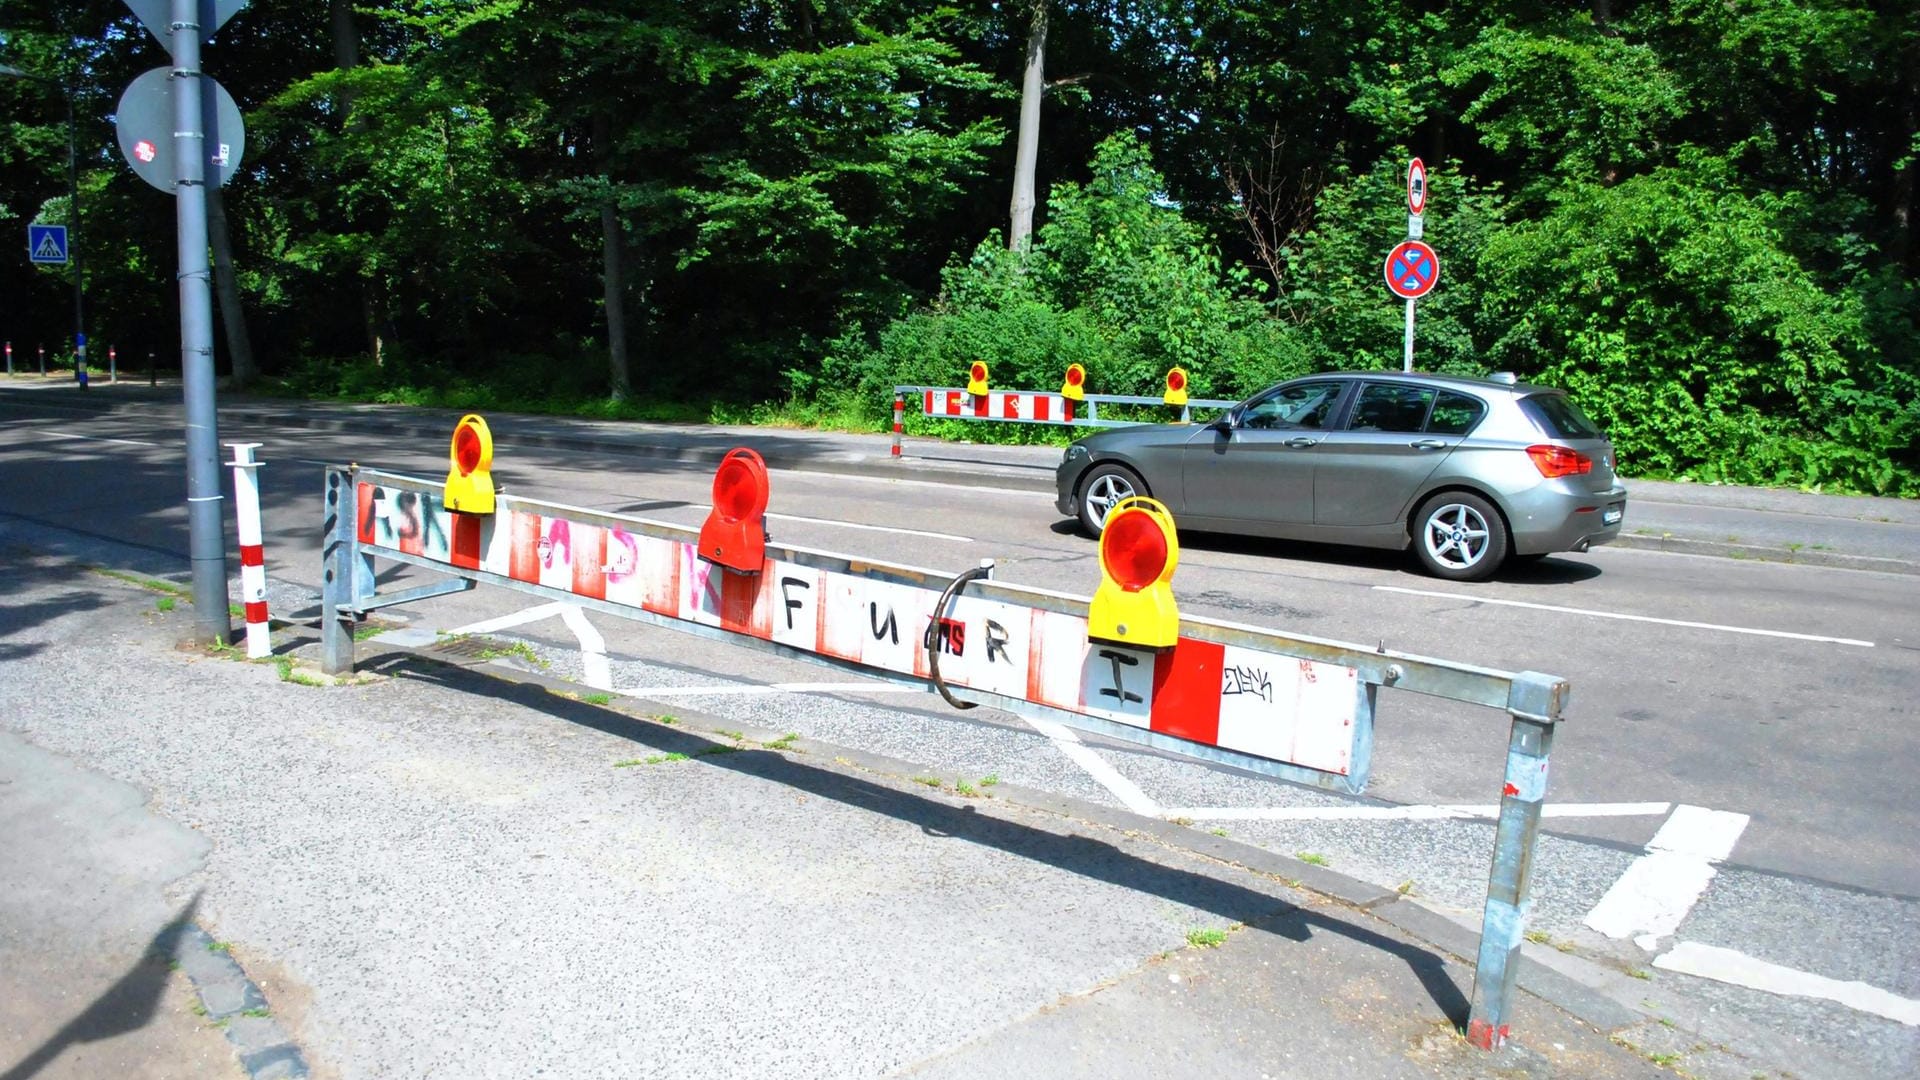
[1054, 371, 1626, 581]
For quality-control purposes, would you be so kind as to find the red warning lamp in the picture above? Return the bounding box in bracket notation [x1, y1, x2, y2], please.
[1162, 367, 1190, 408]
[1088, 497, 1181, 650]
[966, 361, 990, 396]
[698, 447, 770, 573]
[1060, 363, 1087, 401]
[443, 414, 496, 514]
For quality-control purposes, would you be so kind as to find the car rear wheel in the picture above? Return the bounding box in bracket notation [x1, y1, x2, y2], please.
[1078, 463, 1146, 537]
[1413, 492, 1508, 582]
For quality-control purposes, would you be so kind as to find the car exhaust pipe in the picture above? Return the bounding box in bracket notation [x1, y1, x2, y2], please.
[1574, 539, 1590, 553]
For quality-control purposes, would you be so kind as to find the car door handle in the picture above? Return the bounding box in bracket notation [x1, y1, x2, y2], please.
[1284, 437, 1319, 448]
[1409, 439, 1448, 451]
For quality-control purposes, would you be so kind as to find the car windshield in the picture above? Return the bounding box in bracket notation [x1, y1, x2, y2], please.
[1521, 394, 1603, 440]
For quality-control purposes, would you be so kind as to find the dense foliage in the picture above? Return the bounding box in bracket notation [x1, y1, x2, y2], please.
[2, 1, 1915, 494]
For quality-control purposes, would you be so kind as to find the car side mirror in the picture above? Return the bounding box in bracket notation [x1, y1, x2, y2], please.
[1208, 412, 1236, 433]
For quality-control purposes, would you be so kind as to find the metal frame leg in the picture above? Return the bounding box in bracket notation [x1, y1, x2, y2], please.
[321, 466, 364, 675]
[1467, 713, 1556, 1049]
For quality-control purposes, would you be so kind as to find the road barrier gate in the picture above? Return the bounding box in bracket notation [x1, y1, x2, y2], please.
[320, 426, 1569, 1052]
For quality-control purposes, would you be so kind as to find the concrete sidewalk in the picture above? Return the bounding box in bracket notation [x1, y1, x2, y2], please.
[0, 554, 1717, 1080]
[4, 377, 1916, 573]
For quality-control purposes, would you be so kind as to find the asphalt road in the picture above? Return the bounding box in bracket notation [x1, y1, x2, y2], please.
[1, 388, 1915, 1075]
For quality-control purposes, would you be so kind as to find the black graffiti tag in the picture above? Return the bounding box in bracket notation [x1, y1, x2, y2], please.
[1222, 665, 1273, 702]
[869, 603, 898, 645]
[779, 576, 811, 631]
[1096, 649, 1144, 704]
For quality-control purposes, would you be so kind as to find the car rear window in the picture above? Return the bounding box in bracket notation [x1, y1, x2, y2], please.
[1521, 394, 1603, 440]
[1348, 384, 1435, 433]
[1427, 391, 1486, 435]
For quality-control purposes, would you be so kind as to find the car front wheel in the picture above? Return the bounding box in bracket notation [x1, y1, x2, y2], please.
[1077, 463, 1146, 537]
[1413, 492, 1509, 582]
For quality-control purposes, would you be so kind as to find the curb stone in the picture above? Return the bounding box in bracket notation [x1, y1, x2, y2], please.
[171, 922, 310, 1080]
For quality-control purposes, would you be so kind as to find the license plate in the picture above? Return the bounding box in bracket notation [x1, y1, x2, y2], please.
[1603, 506, 1623, 526]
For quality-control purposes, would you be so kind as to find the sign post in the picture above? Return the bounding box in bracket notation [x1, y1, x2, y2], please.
[115, 0, 249, 644]
[1388, 158, 1435, 372]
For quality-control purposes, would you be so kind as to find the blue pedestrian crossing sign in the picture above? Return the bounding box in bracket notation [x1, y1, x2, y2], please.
[28, 224, 68, 265]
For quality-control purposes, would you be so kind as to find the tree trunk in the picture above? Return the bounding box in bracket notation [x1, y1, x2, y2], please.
[1008, 1, 1048, 252]
[595, 113, 632, 401]
[206, 186, 256, 388]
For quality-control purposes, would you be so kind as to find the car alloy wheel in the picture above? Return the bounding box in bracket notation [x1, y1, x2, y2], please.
[1078, 464, 1143, 537]
[1415, 491, 1508, 582]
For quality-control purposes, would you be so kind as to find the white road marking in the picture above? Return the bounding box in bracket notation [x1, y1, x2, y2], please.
[1654, 942, 1920, 1026]
[1163, 802, 1673, 822]
[1584, 804, 1750, 943]
[1374, 585, 1874, 647]
[560, 605, 611, 691]
[615, 682, 921, 698]
[34, 429, 161, 448]
[764, 510, 971, 543]
[1024, 717, 1163, 817]
[449, 602, 572, 635]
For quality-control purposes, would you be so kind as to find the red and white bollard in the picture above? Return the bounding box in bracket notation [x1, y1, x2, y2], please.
[228, 442, 272, 658]
[891, 394, 904, 457]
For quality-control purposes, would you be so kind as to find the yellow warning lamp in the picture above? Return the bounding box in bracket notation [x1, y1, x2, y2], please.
[444, 414, 496, 514]
[966, 361, 990, 396]
[698, 447, 771, 573]
[1060, 363, 1087, 401]
[1162, 367, 1190, 408]
[1088, 497, 1181, 651]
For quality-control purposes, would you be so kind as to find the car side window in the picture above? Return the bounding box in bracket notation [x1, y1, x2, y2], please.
[1241, 381, 1345, 430]
[1426, 391, 1487, 435]
[1346, 383, 1436, 433]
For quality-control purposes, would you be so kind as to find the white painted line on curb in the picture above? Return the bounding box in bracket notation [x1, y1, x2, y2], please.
[39, 429, 161, 448]
[450, 602, 571, 635]
[1023, 717, 1162, 818]
[615, 682, 923, 698]
[1163, 802, 1673, 822]
[1654, 941, 1920, 1026]
[560, 605, 611, 691]
[1584, 804, 1750, 943]
[1374, 586, 1874, 647]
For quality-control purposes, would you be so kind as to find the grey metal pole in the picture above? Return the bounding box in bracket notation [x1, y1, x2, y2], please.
[1403, 298, 1415, 372]
[172, 0, 229, 645]
[65, 88, 86, 389]
[321, 466, 366, 675]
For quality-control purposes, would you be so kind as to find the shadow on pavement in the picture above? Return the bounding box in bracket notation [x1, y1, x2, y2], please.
[364, 652, 1474, 1028]
[0, 894, 202, 1080]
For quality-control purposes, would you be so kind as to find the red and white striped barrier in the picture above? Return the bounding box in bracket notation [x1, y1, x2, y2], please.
[921, 388, 1073, 423]
[346, 474, 1366, 779]
[228, 442, 271, 658]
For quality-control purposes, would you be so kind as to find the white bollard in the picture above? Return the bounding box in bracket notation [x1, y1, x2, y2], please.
[227, 442, 272, 658]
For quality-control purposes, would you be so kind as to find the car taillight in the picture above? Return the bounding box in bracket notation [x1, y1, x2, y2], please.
[1526, 444, 1592, 478]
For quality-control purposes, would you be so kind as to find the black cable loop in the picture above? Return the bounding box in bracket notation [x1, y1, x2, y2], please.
[926, 564, 993, 711]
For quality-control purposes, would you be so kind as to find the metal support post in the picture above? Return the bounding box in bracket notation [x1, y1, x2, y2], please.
[5, 342, 10, 376]
[1403, 298, 1416, 372]
[39, 345, 46, 375]
[110, 344, 118, 382]
[321, 466, 367, 675]
[172, 0, 230, 645]
[1467, 671, 1567, 1050]
[228, 443, 271, 658]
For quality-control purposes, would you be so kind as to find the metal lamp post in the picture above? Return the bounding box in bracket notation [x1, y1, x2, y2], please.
[1, 63, 86, 388]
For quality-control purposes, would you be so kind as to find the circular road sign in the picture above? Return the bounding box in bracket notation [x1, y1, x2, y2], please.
[1384, 240, 1439, 300]
[114, 67, 246, 194]
[1408, 157, 1427, 215]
